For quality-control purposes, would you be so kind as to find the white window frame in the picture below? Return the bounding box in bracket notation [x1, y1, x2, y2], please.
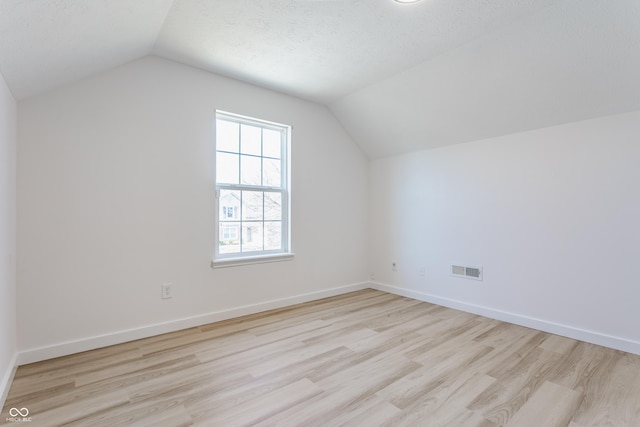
[213, 111, 293, 267]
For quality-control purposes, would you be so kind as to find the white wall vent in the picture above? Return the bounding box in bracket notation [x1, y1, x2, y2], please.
[451, 265, 483, 281]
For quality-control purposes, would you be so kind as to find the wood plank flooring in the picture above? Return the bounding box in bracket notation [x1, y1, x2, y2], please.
[3, 289, 640, 426]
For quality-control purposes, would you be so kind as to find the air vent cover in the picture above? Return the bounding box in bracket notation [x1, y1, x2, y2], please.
[451, 265, 483, 281]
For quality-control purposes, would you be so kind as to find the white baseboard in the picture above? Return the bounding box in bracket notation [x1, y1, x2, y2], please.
[369, 281, 640, 356]
[18, 282, 369, 365]
[20, 280, 637, 366]
[0, 352, 18, 411]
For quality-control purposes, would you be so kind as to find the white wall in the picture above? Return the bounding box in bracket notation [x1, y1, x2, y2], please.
[0, 72, 17, 404]
[370, 110, 640, 354]
[17, 56, 369, 360]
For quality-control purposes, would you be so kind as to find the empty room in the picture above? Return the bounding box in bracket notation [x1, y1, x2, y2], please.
[1, 0, 639, 425]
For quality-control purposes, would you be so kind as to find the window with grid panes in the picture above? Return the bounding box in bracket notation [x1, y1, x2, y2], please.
[215, 111, 290, 262]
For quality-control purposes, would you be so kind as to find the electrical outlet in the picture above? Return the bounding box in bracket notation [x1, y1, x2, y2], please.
[392, 261, 397, 272]
[419, 266, 426, 277]
[161, 282, 173, 299]
[370, 272, 375, 281]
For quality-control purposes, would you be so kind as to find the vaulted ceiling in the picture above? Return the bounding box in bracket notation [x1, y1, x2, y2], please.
[1, 0, 639, 158]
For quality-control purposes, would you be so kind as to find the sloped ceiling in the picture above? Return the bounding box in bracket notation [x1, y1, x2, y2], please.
[331, 0, 640, 157]
[0, 0, 175, 100]
[1, 0, 639, 158]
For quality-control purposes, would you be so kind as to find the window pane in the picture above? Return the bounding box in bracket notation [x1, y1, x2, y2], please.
[242, 191, 263, 220]
[219, 222, 240, 254]
[242, 223, 263, 252]
[215, 112, 289, 259]
[264, 192, 281, 220]
[263, 129, 281, 159]
[217, 152, 239, 184]
[263, 158, 281, 187]
[264, 222, 282, 250]
[241, 155, 262, 185]
[216, 120, 239, 153]
[241, 124, 261, 156]
[219, 190, 240, 221]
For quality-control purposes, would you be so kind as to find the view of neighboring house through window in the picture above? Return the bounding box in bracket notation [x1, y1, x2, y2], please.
[215, 111, 290, 259]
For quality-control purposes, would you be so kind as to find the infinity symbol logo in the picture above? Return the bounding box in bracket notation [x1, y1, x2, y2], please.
[9, 407, 29, 417]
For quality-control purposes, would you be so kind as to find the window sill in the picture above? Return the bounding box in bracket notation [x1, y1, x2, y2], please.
[212, 253, 295, 269]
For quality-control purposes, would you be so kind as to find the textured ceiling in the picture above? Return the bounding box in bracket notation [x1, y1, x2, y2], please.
[1, 0, 639, 158]
[331, 0, 640, 157]
[0, 0, 174, 100]
[153, 0, 560, 104]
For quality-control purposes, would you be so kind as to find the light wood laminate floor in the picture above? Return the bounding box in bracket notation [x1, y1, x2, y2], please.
[3, 289, 640, 426]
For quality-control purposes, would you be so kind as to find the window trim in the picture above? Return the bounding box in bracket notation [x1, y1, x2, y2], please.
[213, 110, 292, 266]
[212, 252, 295, 269]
